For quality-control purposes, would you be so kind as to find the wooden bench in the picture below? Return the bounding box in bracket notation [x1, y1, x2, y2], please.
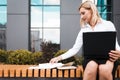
[0, 65, 120, 78]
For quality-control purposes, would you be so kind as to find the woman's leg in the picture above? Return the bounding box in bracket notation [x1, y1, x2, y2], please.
[83, 60, 98, 80]
[99, 60, 114, 80]
[112, 61, 119, 80]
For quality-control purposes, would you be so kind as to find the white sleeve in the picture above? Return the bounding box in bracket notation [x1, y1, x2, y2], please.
[61, 30, 83, 60]
[109, 21, 120, 51]
[116, 38, 120, 51]
[110, 21, 120, 51]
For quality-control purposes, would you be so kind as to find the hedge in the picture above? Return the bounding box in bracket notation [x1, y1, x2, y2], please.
[0, 49, 84, 65]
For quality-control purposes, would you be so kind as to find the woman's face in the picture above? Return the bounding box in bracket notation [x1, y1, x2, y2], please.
[79, 7, 92, 24]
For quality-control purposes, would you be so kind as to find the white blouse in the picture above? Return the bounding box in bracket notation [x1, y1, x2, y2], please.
[61, 19, 120, 60]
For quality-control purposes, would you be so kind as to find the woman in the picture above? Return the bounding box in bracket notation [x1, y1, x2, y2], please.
[50, 1, 120, 80]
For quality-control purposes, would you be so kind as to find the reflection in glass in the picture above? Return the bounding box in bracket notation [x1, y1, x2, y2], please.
[31, 29, 42, 51]
[43, 6, 60, 27]
[82, 0, 97, 5]
[43, 29, 60, 44]
[97, 0, 109, 20]
[0, 0, 7, 4]
[97, 6, 107, 20]
[0, 6, 7, 25]
[44, 0, 60, 5]
[31, 6, 42, 27]
[31, 0, 42, 5]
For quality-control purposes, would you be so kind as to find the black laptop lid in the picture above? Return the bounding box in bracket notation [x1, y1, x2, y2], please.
[83, 31, 116, 59]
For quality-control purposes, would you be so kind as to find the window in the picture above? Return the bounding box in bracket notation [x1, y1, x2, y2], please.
[82, 0, 97, 5]
[0, 0, 7, 50]
[97, 0, 112, 21]
[30, 0, 60, 51]
[0, 0, 7, 27]
[82, 0, 112, 21]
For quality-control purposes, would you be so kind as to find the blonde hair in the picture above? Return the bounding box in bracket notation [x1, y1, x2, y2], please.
[79, 1, 101, 27]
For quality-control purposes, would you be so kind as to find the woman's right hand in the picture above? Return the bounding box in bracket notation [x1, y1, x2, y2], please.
[109, 50, 120, 62]
[49, 56, 62, 63]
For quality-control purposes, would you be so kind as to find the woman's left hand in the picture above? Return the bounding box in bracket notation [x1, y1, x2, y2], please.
[109, 50, 120, 62]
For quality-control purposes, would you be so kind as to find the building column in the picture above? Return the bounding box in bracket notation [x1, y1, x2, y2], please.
[7, 0, 30, 50]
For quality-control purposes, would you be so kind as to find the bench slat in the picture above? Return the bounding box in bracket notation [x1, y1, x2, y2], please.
[52, 69, 57, 77]
[0, 65, 120, 78]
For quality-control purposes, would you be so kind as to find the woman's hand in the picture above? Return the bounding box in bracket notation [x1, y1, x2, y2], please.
[49, 56, 62, 63]
[109, 50, 120, 62]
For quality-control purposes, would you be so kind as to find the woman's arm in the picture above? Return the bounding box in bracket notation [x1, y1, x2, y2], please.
[49, 30, 83, 63]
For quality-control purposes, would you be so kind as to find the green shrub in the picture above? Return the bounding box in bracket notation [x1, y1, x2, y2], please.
[0, 48, 83, 65]
[6, 49, 33, 64]
[54, 50, 67, 57]
[0, 49, 8, 63]
[40, 41, 60, 63]
[74, 56, 84, 65]
[32, 51, 43, 64]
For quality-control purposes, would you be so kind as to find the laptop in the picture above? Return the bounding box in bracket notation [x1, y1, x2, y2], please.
[83, 31, 116, 59]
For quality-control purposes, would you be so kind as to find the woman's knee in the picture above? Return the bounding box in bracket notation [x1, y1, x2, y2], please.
[84, 61, 98, 75]
[99, 65, 112, 76]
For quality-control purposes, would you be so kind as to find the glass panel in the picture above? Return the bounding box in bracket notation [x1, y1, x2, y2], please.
[104, 0, 107, 5]
[44, 0, 60, 5]
[99, 12, 107, 20]
[0, 29, 6, 49]
[31, 6, 42, 27]
[43, 6, 60, 27]
[97, 0, 106, 6]
[0, 0, 7, 5]
[97, 0, 107, 20]
[82, 0, 98, 5]
[43, 29, 60, 44]
[31, 29, 42, 51]
[98, 6, 107, 13]
[31, 0, 42, 5]
[0, 6, 7, 25]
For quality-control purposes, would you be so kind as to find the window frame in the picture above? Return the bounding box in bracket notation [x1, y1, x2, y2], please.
[30, 0, 60, 51]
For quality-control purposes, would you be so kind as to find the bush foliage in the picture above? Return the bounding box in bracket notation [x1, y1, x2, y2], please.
[0, 49, 42, 65]
[0, 49, 8, 63]
[40, 41, 60, 63]
[6, 49, 33, 64]
[0, 41, 84, 65]
[0, 49, 84, 65]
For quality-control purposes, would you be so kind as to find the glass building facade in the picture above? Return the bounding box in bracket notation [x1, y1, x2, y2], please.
[0, 0, 114, 51]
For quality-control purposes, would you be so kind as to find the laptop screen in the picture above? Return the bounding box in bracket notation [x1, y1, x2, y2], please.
[83, 31, 116, 59]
